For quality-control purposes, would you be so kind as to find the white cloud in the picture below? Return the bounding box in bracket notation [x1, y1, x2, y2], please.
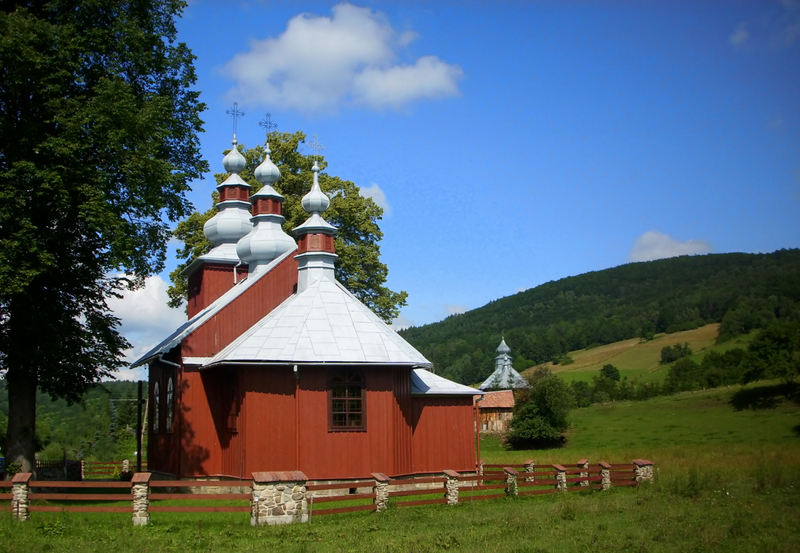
[352, 56, 463, 109]
[391, 313, 415, 330]
[729, 23, 750, 46]
[629, 230, 711, 262]
[444, 304, 468, 316]
[360, 182, 391, 214]
[223, 3, 462, 112]
[106, 275, 185, 380]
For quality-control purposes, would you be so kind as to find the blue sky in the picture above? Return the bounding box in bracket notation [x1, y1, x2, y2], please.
[112, 1, 800, 377]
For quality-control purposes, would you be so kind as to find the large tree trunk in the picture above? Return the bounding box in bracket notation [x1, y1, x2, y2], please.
[5, 366, 37, 475]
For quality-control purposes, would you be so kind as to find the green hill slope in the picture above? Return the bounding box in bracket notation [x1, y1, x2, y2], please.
[399, 249, 800, 384]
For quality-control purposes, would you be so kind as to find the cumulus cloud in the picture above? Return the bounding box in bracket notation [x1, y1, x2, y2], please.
[360, 182, 391, 214]
[106, 275, 185, 380]
[629, 230, 711, 262]
[223, 3, 462, 112]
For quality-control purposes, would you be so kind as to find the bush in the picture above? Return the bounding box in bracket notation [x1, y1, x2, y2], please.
[507, 375, 572, 448]
[660, 343, 693, 364]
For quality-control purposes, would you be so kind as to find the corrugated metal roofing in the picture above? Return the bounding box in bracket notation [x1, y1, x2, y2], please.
[478, 364, 528, 390]
[205, 276, 433, 367]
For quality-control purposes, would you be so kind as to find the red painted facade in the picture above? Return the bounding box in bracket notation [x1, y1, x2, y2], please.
[149, 248, 478, 479]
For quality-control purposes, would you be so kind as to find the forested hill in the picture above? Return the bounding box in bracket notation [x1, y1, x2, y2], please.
[398, 249, 800, 385]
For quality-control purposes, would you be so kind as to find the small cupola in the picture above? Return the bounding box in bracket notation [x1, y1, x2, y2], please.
[201, 137, 253, 262]
[236, 141, 296, 274]
[293, 160, 337, 292]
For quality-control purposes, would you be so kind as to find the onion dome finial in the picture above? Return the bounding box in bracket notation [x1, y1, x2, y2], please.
[301, 161, 330, 214]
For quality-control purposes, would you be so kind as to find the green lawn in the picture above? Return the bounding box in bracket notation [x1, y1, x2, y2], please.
[3, 382, 799, 552]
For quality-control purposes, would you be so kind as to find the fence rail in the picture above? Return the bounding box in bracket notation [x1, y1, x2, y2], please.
[4, 458, 654, 525]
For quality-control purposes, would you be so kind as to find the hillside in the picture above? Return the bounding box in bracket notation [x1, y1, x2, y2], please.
[399, 249, 800, 384]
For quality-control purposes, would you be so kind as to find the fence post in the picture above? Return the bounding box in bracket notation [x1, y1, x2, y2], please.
[523, 459, 535, 482]
[372, 472, 390, 512]
[599, 461, 612, 491]
[251, 471, 308, 525]
[633, 459, 654, 483]
[122, 459, 130, 475]
[80, 459, 85, 480]
[11, 472, 32, 521]
[577, 458, 589, 487]
[443, 470, 460, 505]
[504, 467, 518, 497]
[131, 472, 151, 526]
[553, 464, 567, 492]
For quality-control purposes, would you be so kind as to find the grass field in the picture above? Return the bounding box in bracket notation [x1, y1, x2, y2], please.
[3, 382, 799, 552]
[522, 323, 755, 384]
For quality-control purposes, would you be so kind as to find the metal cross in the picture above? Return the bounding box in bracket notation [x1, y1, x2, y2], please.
[309, 134, 325, 161]
[258, 113, 277, 138]
[226, 102, 245, 140]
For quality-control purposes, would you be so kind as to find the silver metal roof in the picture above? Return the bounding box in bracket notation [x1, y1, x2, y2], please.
[129, 248, 297, 368]
[411, 368, 482, 396]
[205, 275, 432, 367]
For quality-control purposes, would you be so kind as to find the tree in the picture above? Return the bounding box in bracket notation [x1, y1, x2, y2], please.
[600, 363, 620, 381]
[0, 1, 205, 472]
[167, 132, 407, 323]
[507, 374, 572, 448]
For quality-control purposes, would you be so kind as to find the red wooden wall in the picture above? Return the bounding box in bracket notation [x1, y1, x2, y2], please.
[186, 263, 247, 319]
[182, 254, 297, 358]
[410, 396, 478, 473]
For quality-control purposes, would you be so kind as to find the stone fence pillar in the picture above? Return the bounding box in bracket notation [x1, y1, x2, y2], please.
[443, 470, 460, 505]
[599, 461, 612, 491]
[131, 472, 151, 526]
[577, 458, 589, 487]
[504, 467, 518, 497]
[633, 459, 654, 483]
[11, 472, 32, 521]
[553, 464, 567, 492]
[372, 472, 390, 512]
[523, 459, 535, 482]
[122, 459, 130, 475]
[251, 471, 308, 526]
[80, 459, 85, 480]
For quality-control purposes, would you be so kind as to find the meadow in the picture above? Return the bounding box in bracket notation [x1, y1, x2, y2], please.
[2, 381, 798, 552]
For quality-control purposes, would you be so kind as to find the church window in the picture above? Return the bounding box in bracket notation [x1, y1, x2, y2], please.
[329, 370, 365, 431]
[153, 381, 160, 433]
[166, 377, 174, 433]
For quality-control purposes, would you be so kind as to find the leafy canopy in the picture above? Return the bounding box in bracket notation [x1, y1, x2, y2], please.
[507, 372, 572, 448]
[168, 131, 407, 323]
[0, 0, 205, 468]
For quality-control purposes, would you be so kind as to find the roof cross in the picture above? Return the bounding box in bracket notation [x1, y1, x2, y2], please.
[309, 134, 325, 162]
[226, 102, 245, 141]
[258, 113, 277, 139]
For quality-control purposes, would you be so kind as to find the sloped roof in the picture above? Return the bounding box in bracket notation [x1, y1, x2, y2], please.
[411, 369, 482, 396]
[129, 248, 297, 368]
[476, 389, 515, 408]
[205, 276, 432, 367]
[478, 364, 528, 390]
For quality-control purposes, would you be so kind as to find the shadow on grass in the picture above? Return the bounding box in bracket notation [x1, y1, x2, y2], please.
[729, 382, 798, 411]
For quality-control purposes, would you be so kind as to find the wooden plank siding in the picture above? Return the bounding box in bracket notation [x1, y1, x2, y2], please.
[411, 396, 478, 473]
[187, 263, 248, 319]
[182, 255, 298, 358]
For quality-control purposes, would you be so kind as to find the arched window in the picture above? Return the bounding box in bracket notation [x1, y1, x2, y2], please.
[329, 370, 365, 431]
[153, 381, 160, 433]
[166, 377, 174, 433]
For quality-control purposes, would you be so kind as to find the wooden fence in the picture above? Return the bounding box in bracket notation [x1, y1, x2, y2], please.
[4, 459, 653, 525]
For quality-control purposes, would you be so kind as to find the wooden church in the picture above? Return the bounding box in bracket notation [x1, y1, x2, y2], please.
[132, 134, 480, 480]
